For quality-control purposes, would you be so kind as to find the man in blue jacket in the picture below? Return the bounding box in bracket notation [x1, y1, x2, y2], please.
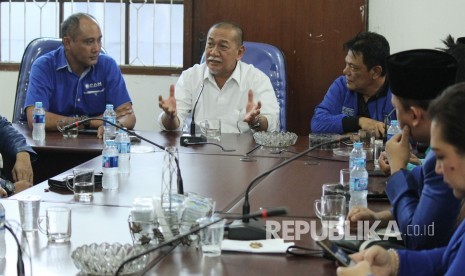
[0, 115, 36, 196]
[311, 32, 394, 138]
[348, 49, 460, 250]
[24, 13, 136, 135]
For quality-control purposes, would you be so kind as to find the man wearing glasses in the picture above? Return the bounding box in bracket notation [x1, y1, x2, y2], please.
[311, 32, 394, 139]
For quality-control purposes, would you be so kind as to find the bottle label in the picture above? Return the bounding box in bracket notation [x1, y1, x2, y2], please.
[350, 177, 368, 191]
[103, 115, 116, 126]
[117, 142, 131, 154]
[102, 155, 119, 168]
[33, 114, 45, 123]
[349, 158, 366, 170]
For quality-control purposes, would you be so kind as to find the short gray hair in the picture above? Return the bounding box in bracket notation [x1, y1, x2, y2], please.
[208, 21, 243, 47]
[61, 13, 98, 39]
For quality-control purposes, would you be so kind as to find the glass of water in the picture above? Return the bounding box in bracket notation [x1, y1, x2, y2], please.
[66, 168, 95, 202]
[196, 215, 225, 257]
[199, 119, 221, 141]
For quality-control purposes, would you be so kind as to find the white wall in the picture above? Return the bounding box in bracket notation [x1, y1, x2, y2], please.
[0, 72, 178, 131]
[0, 71, 17, 122]
[122, 74, 179, 131]
[369, 0, 465, 54]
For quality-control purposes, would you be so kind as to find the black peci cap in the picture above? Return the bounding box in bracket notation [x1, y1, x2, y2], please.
[386, 49, 457, 100]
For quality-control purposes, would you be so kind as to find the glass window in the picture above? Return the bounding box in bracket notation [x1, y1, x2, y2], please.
[0, 0, 183, 67]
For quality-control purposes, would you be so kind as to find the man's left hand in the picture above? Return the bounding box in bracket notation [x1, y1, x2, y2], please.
[115, 105, 134, 126]
[12, 152, 33, 183]
[243, 89, 261, 124]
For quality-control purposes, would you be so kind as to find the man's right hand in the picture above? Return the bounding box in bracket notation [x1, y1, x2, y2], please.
[159, 84, 177, 118]
[337, 246, 398, 276]
[158, 84, 180, 130]
[385, 126, 411, 174]
[358, 117, 385, 139]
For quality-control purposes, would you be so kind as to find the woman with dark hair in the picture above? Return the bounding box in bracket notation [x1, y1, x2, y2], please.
[441, 34, 465, 83]
[337, 82, 465, 276]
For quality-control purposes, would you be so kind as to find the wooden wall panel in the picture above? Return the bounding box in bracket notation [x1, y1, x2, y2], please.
[184, 0, 367, 135]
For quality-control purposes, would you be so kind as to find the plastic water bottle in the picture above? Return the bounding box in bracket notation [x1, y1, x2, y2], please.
[102, 140, 119, 189]
[103, 104, 117, 141]
[349, 142, 366, 170]
[0, 203, 6, 258]
[32, 101, 46, 141]
[115, 129, 131, 174]
[349, 158, 368, 211]
[387, 120, 401, 141]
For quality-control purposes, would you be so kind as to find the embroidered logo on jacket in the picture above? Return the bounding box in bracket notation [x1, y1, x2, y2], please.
[84, 82, 104, 95]
[342, 106, 355, 117]
[85, 82, 102, 89]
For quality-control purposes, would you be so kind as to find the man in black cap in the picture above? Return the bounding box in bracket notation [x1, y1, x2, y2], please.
[348, 49, 460, 250]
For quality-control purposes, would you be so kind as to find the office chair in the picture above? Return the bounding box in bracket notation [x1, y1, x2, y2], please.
[201, 41, 287, 131]
[13, 38, 63, 123]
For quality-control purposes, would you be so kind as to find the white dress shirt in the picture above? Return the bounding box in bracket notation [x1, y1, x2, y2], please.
[158, 61, 280, 133]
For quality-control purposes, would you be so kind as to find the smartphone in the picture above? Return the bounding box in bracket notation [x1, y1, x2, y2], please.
[315, 238, 355, 267]
[129, 135, 141, 143]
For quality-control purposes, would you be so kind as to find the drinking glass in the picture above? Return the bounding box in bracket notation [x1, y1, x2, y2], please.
[66, 168, 95, 202]
[199, 119, 221, 141]
[374, 140, 385, 170]
[17, 195, 41, 232]
[196, 215, 225, 257]
[314, 195, 346, 234]
[57, 118, 79, 138]
[38, 206, 72, 243]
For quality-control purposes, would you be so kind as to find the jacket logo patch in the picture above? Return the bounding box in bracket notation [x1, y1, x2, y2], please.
[342, 107, 355, 117]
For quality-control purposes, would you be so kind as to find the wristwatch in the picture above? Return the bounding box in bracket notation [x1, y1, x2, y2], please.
[0, 178, 15, 196]
[249, 115, 261, 130]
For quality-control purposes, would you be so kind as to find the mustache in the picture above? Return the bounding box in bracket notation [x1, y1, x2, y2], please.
[207, 57, 222, 63]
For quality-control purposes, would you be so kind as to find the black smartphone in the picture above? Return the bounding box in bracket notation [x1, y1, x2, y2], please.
[129, 135, 141, 143]
[315, 238, 354, 267]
